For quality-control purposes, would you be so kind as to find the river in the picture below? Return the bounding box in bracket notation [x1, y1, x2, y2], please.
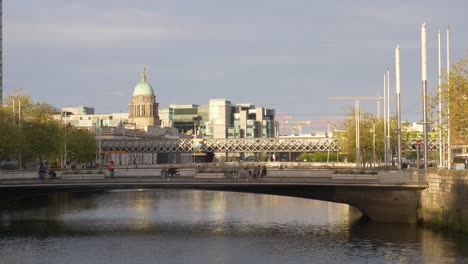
[1, 189, 467, 264]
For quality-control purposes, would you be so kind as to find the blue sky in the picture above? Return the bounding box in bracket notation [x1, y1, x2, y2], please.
[4, 0, 468, 131]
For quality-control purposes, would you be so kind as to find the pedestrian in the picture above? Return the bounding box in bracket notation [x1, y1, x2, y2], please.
[38, 163, 47, 181]
[261, 165, 267, 179]
[108, 161, 115, 178]
[242, 166, 250, 181]
[161, 168, 168, 181]
[253, 165, 260, 179]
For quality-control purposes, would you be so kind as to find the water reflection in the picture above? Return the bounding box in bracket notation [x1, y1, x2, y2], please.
[0, 189, 467, 264]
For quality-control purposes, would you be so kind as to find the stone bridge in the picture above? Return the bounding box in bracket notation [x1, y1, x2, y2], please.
[0, 168, 426, 223]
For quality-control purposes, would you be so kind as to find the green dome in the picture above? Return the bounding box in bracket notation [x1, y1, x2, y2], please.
[132, 66, 155, 96]
[133, 80, 155, 96]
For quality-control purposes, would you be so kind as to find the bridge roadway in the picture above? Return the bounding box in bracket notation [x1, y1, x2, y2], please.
[101, 137, 445, 153]
[0, 169, 427, 223]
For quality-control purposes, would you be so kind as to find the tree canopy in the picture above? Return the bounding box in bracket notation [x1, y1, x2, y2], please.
[0, 90, 96, 169]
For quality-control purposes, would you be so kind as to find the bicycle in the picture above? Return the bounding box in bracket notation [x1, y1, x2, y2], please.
[224, 169, 240, 180]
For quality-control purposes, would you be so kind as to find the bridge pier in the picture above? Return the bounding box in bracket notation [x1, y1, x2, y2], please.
[334, 188, 422, 223]
[188, 184, 425, 223]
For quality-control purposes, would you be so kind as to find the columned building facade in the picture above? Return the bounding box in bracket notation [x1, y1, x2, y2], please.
[128, 67, 160, 130]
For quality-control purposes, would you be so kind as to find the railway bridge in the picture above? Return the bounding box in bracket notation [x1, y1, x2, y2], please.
[100, 137, 445, 153]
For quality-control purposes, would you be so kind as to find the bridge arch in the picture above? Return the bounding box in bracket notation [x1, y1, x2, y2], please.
[0, 182, 424, 223]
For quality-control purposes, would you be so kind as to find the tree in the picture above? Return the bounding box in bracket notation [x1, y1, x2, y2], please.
[0, 90, 96, 168]
[430, 54, 468, 143]
[340, 108, 395, 166]
[66, 127, 97, 164]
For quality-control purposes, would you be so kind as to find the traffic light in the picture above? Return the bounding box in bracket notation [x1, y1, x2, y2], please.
[402, 148, 405, 155]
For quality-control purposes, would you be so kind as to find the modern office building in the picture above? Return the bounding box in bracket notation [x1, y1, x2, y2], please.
[160, 99, 276, 139]
[62, 105, 95, 116]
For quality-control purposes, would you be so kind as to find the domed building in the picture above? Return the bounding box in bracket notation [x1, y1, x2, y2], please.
[128, 66, 160, 130]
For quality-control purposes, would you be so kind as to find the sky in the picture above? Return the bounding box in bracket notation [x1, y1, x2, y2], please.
[4, 0, 468, 132]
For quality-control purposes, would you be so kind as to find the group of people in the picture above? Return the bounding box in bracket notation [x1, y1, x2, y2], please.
[37, 162, 57, 180]
[241, 165, 267, 180]
[160, 166, 179, 181]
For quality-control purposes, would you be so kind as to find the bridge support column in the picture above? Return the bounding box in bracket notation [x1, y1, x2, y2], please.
[335, 188, 422, 223]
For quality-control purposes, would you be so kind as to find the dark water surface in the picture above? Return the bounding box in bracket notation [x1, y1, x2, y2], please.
[1, 189, 468, 264]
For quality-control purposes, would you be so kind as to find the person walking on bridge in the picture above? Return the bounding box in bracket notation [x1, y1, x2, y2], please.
[38, 163, 47, 181]
[261, 165, 267, 179]
[108, 161, 115, 178]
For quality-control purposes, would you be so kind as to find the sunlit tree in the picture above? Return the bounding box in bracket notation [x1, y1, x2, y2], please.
[0, 90, 96, 168]
[340, 108, 396, 166]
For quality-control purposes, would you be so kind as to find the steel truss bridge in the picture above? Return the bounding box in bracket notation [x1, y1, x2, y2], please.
[101, 137, 446, 153]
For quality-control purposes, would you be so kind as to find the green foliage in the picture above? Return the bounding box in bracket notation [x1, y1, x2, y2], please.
[297, 152, 342, 162]
[429, 53, 468, 143]
[66, 128, 97, 163]
[340, 107, 396, 165]
[297, 152, 312, 162]
[0, 90, 96, 168]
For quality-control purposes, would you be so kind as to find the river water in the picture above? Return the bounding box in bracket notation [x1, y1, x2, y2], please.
[1, 189, 468, 264]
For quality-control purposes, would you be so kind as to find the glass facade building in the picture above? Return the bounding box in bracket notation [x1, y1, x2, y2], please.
[161, 99, 276, 139]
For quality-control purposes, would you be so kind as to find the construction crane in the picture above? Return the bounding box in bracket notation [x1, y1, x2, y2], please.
[286, 120, 331, 136]
[277, 113, 292, 136]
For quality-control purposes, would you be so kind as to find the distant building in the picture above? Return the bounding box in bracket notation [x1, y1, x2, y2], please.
[54, 66, 277, 164]
[61, 105, 95, 115]
[160, 99, 276, 139]
[128, 66, 160, 130]
[55, 67, 174, 137]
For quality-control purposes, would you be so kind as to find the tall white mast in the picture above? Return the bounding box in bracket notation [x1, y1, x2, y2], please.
[446, 26, 451, 169]
[421, 23, 428, 170]
[383, 73, 387, 165]
[387, 67, 391, 165]
[396, 46, 402, 169]
[438, 30, 443, 167]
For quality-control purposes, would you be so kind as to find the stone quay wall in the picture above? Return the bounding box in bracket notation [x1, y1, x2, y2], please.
[420, 168, 468, 232]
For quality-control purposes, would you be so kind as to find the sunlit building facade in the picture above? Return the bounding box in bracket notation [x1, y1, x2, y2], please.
[160, 99, 276, 139]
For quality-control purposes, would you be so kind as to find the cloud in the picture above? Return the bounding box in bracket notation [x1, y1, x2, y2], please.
[7, 7, 188, 48]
